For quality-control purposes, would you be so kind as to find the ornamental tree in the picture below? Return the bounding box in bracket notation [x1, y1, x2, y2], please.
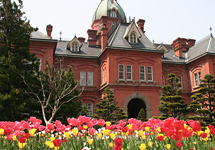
[22, 58, 83, 125]
[189, 74, 215, 125]
[0, 0, 39, 121]
[137, 108, 147, 121]
[157, 73, 188, 120]
[94, 87, 127, 123]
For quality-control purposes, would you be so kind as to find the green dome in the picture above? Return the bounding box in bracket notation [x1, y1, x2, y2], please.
[92, 0, 126, 22]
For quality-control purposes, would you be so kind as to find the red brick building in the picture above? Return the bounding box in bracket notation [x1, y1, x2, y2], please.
[29, 0, 215, 119]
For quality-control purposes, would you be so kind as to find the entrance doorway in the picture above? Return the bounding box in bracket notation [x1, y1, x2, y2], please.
[127, 98, 146, 119]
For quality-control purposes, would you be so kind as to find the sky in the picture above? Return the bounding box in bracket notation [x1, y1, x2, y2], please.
[21, 0, 215, 44]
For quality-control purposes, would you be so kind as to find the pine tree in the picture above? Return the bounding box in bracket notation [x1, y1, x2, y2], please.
[188, 74, 215, 125]
[0, 0, 38, 121]
[94, 87, 127, 123]
[137, 108, 147, 121]
[157, 73, 188, 120]
[80, 105, 89, 116]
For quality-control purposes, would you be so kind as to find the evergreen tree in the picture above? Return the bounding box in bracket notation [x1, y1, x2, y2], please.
[137, 108, 147, 121]
[157, 73, 188, 120]
[80, 105, 89, 117]
[188, 74, 215, 125]
[94, 87, 127, 123]
[0, 0, 38, 121]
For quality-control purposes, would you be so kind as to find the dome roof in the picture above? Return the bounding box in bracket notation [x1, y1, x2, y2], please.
[92, 0, 126, 22]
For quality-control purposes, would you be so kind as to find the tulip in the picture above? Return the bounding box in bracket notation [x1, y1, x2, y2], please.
[165, 144, 171, 150]
[87, 139, 93, 145]
[139, 143, 147, 150]
[176, 142, 183, 148]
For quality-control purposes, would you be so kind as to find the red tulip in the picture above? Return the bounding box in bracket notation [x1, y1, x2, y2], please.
[18, 136, 27, 143]
[157, 135, 164, 141]
[114, 138, 123, 150]
[25, 133, 31, 139]
[53, 139, 63, 147]
[201, 133, 207, 138]
[176, 142, 183, 148]
[192, 121, 201, 132]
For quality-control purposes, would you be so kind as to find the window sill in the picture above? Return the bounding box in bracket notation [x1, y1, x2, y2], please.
[193, 86, 200, 90]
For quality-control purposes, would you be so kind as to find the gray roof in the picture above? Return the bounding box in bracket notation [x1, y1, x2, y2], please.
[31, 31, 51, 40]
[156, 35, 215, 64]
[55, 41, 101, 58]
[108, 23, 158, 51]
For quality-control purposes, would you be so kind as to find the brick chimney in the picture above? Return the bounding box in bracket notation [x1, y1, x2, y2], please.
[171, 37, 188, 58]
[87, 29, 97, 45]
[46, 24, 53, 38]
[187, 39, 196, 48]
[78, 37, 85, 43]
[137, 19, 145, 33]
[101, 16, 108, 51]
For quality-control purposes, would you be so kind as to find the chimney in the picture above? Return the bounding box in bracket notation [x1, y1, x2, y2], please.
[46, 24, 53, 38]
[101, 16, 108, 51]
[137, 19, 145, 33]
[187, 39, 196, 48]
[87, 29, 97, 45]
[78, 37, 85, 43]
[171, 37, 188, 58]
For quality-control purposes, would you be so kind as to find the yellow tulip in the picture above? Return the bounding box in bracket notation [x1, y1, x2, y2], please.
[148, 142, 153, 147]
[72, 129, 79, 137]
[12, 135, 17, 141]
[139, 130, 144, 137]
[127, 124, 132, 130]
[64, 131, 71, 138]
[97, 133, 102, 139]
[106, 121, 111, 126]
[83, 125, 88, 130]
[139, 143, 147, 150]
[109, 142, 113, 147]
[29, 128, 37, 137]
[165, 144, 171, 150]
[102, 129, 111, 136]
[88, 139, 93, 145]
[0, 129, 4, 135]
[142, 135, 146, 140]
[50, 137, 55, 142]
[145, 127, 150, 132]
[18, 142, 26, 149]
[110, 133, 116, 139]
[156, 127, 161, 132]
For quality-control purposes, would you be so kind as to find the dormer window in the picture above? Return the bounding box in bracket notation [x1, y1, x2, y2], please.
[67, 36, 82, 52]
[72, 43, 78, 52]
[110, 10, 117, 18]
[130, 32, 137, 43]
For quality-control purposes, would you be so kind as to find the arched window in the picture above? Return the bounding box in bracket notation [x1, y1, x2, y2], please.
[130, 32, 137, 43]
[72, 43, 78, 52]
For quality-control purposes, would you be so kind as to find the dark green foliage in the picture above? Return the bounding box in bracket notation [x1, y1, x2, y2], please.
[94, 87, 127, 123]
[0, 0, 39, 121]
[188, 74, 215, 125]
[157, 73, 188, 120]
[80, 105, 89, 116]
[137, 108, 147, 121]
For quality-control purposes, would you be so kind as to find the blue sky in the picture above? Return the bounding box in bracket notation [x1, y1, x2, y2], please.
[22, 0, 215, 44]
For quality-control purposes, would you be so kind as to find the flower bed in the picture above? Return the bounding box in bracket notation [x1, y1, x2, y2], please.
[0, 116, 214, 150]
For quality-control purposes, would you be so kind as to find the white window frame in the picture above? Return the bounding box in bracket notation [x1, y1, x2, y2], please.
[80, 71, 86, 86]
[147, 66, 153, 81]
[87, 103, 93, 117]
[198, 72, 201, 85]
[72, 43, 78, 52]
[110, 10, 117, 18]
[126, 65, 132, 80]
[130, 32, 137, 43]
[119, 64, 124, 80]
[102, 67, 106, 83]
[194, 73, 198, 87]
[87, 72, 93, 86]
[178, 76, 183, 88]
[140, 66, 145, 81]
[162, 75, 165, 86]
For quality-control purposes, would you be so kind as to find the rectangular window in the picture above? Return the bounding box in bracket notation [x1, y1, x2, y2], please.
[162, 75, 165, 86]
[147, 66, 153, 81]
[194, 73, 198, 87]
[198, 72, 201, 85]
[80, 71, 86, 85]
[126, 65, 132, 80]
[178, 76, 182, 88]
[140, 66, 145, 81]
[102, 68, 106, 83]
[87, 72, 93, 86]
[87, 103, 93, 117]
[119, 64, 124, 80]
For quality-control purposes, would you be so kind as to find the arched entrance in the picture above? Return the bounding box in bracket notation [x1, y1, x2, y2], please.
[124, 92, 152, 119]
[127, 98, 146, 118]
